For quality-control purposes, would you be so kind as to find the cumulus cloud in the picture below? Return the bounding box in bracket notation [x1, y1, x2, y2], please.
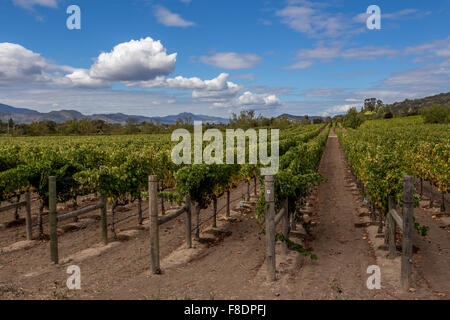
[90, 38, 176, 81]
[127, 73, 243, 102]
[0, 42, 67, 85]
[13, 0, 58, 9]
[62, 37, 177, 88]
[237, 91, 281, 108]
[199, 52, 262, 69]
[154, 6, 195, 27]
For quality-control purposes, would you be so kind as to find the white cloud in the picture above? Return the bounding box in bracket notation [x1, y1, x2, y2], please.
[199, 52, 262, 69]
[237, 91, 281, 107]
[127, 73, 243, 102]
[0, 42, 67, 85]
[13, 0, 58, 9]
[154, 6, 195, 27]
[90, 37, 176, 81]
[353, 8, 421, 23]
[276, 4, 350, 38]
[285, 60, 315, 69]
[62, 37, 177, 88]
[320, 104, 360, 117]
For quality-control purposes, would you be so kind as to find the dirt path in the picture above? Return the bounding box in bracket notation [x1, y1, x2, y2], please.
[268, 129, 381, 299]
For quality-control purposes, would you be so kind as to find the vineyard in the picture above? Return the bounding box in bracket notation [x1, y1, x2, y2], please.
[337, 116, 449, 217]
[0, 118, 448, 300]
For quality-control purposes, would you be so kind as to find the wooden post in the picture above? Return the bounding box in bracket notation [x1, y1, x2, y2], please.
[149, 175, 161, 274]
[138, 195, 143, 225]
[195, 205, 200, 241]
[265, 175, 276, 282]
[385, 196, 394, 247]
[420, 178, 423, 197]
[281, 200, 289, 255]
[246, 180, 250, 201]
[226, 190, 230, 217]
[25, 191, 32, 241]
[401, 176, 414, 290]
[14, 194, 20, 221]
[185, 196, 192, 248]
[213, 196, 217, 228]
[290, 207, 297, 231]
[100, 194, 108, 245]
[254, 176, 257, 197]
[49, 176, 58, 264]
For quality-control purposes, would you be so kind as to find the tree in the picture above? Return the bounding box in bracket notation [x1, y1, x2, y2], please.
[301, 115, 311, 125]
[343, 108, 365, 129]
[420, 104, 450, 124]
[125, 118, 140, 134]
[364, 98, 377, 112]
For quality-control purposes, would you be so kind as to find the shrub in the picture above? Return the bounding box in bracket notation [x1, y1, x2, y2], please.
[420, 104, 450, 124]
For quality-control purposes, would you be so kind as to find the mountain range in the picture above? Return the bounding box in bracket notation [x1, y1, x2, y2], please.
[0, 104, 229, 125]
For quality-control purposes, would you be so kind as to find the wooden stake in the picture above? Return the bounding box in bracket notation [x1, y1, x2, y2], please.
[185, 195, 192, 248]
[265, 175, 276, 282]
[401, 176, 414, 290]
[25, 191, 32, 241]
[213, 196, 217, 228]
[49, 176, 58, 264]
[226, 190, 230, 217]
[149, 175, 161, 274]
[100, 194, 108, 245]
[281, 200, 289, 255]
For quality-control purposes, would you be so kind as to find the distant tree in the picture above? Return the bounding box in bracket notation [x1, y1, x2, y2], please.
[301, 115, 311, 125]
[125, 118, 140, 134]
[364, 98, 377, 112]
[420, 104, 450, 124]
[343, 108, 365, 129]
[325, 116, 332, 124]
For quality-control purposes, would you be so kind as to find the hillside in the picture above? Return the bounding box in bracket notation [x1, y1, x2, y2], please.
[0, 104, 228, 125]
[387, 92, 450, 113]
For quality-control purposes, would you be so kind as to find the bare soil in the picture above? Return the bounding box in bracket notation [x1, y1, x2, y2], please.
[0, 129, 448, 300]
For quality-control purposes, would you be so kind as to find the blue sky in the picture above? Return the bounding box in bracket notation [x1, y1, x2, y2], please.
[0, 0, 449, 118]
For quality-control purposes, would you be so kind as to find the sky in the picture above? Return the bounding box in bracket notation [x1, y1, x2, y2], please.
[0, 0, 449, 118]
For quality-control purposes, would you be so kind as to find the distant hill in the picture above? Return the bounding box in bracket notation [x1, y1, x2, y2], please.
[278, 113, 325, 121]
[0, 103, 39, 115]
[387, 92, 450, 113]
[0, 105, 228, 125]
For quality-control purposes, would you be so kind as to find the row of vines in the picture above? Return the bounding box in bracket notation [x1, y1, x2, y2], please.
[0, 124, 328, 240]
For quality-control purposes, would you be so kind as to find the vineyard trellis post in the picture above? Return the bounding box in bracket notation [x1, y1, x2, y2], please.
[386, 195, 396, 256]
[281, 199, 289, 255]
[265, 175, 276, 281]
[47, 176, 108, 263]
[49, 176, 58, 264]
[226, 191, 230, 217]
[385, 176, 414, 290]
[25, 191, 32, 240]
[100, 194, 108, 245]
[213, 196, 217, 228]
[149, 175, 161, 274]
[185, 195, 192, 248]
[401, 176, 414, 290]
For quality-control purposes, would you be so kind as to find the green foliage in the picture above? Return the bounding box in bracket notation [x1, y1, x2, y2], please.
[343, 108, 365, 129]
[420, 104, 450, 124]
